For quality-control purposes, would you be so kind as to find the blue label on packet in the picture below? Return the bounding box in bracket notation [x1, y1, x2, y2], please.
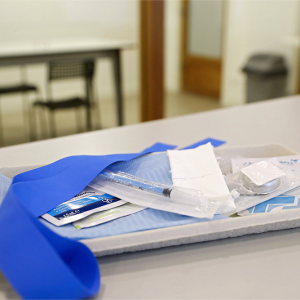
[47, 194, 119, 219]
[246, 195, 298, 214]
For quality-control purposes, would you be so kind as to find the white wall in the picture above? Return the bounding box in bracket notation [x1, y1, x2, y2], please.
[221, 0, 300, 106]
[0, 0, 139, 113]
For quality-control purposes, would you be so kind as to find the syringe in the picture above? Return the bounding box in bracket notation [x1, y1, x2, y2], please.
[96, 169, 205, 207]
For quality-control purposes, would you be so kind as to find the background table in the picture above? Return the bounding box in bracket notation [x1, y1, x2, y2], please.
[0, 95, 300, 299]
[0, 38, 134, 126]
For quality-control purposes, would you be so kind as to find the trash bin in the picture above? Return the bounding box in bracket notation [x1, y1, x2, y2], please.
[242, 54, 288, 103]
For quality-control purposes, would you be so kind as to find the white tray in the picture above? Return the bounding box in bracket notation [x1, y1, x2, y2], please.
[81, 144, 300, 256]
[1, 144, 299, 257]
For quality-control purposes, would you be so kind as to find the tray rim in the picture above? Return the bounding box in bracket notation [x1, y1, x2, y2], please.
[81, 205, 300, 256]
[1, 143, 299, 257]
[80, 143, 300, 256]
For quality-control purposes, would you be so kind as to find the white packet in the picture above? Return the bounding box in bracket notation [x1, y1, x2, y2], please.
[41, 186, 126, 226]
[232, 155, 300, 176]
[89, 170, 226, 219]
[241, 160, 286, 186]
[73, 203, 146, 229]
[224, 161, 300, 215]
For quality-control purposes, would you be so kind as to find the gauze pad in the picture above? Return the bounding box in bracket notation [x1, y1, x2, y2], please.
[232, 156, 300, 176]
[241, 161, 286, 186]
[167, 143, 235, 213]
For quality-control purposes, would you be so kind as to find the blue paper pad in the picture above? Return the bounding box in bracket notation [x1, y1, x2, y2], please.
[40, 153, 228, 240]
[41, 208, 227, 240]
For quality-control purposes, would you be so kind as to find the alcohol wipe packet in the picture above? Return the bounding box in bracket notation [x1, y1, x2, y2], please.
[41, 186, 126, 226]
[223, 158, 300, 215]
[231, 155, 300, 175]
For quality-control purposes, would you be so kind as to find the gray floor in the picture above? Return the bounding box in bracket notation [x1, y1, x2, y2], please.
[0, 92, 221, 147]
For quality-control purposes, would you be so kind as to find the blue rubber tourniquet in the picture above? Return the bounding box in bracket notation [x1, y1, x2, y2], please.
[0, 142, 176, 299]
[0, 138, 225, 299]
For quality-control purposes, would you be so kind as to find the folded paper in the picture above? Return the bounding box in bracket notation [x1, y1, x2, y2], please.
[168, 143, 230, 198]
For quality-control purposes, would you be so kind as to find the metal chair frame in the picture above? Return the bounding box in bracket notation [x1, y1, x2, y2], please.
[34, 60, 96, 138]
[0, 66, 38, 146]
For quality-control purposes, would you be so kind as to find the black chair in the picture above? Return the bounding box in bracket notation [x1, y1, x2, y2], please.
[33, 60, 96, 138]
[0, 69, 38, 146]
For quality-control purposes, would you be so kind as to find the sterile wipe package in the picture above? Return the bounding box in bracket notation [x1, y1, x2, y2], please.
[231, 155, 300, 175]
[73, 203, 146, 229]
[167, 143, 235, 214]
[224, 161, 300, 215]
[241, 160, 286, 186]
[42, 186, 126, 226]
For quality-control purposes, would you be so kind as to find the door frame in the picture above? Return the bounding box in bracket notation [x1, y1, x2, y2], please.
[140, 0, 165, 122]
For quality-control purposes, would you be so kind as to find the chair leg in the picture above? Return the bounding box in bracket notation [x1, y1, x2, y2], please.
[93, 98, 101, 130]
[20, 65, 35, 142]
[85, 77, 92, 131]
[49, 110, 56, 138]
[28, 101, 37, 141]
[111, 49, 124, 126]
[75, 108, 81, 133]
[32, 105, 38, 140]
[21, 91, 31, 141]
[32, 90, 42, 140]
[37, 106, 49, 140]
[24, 91, 38, 142]
[90, 71, 101, 130]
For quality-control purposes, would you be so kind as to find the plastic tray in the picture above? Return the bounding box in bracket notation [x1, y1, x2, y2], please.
[81, 144, 300, 256]
[1, 144, 299, 257]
